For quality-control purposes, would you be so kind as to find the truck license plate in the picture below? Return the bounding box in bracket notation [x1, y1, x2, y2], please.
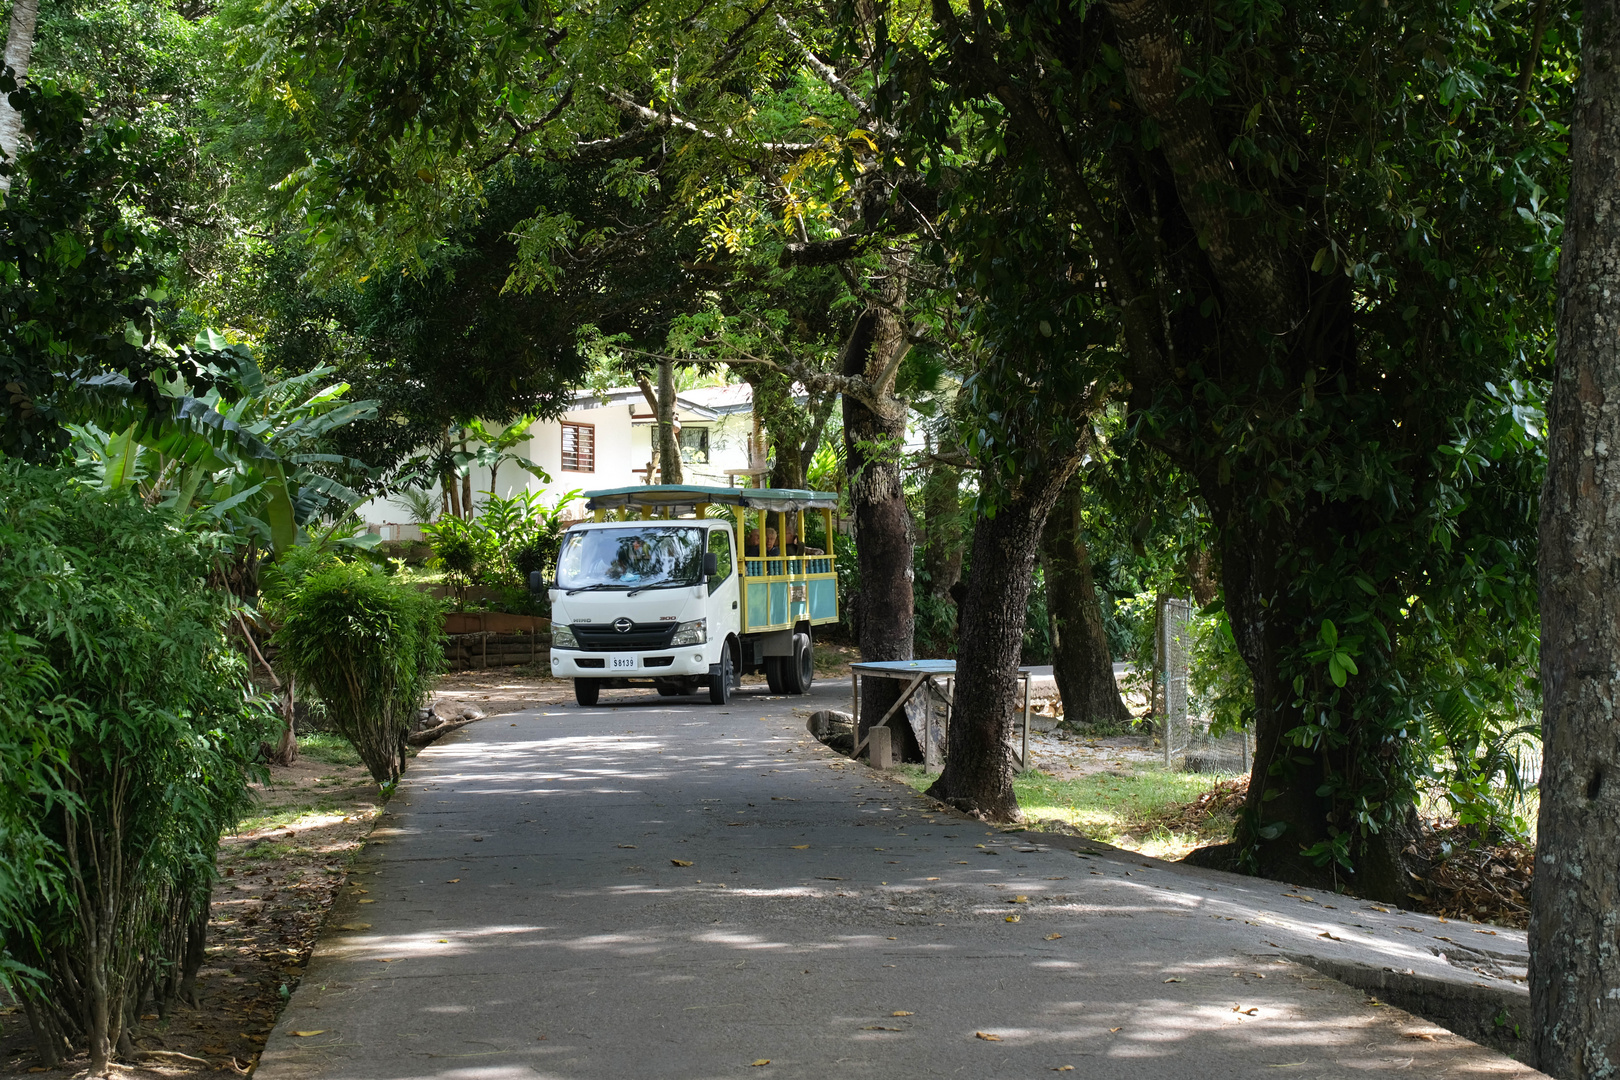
[610, 654, 638, 671]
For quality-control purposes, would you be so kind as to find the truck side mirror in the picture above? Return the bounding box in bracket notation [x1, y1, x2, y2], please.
[703, 551, 719, 576]
[529, 570, 548, 594]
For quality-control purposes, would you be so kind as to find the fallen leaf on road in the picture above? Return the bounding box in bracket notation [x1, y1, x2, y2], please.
[446, 878, 461, 883]
[1403, 1032, 1437, 1041]
[671, 859, 694, 867]
[790, 845, 809, 849]
[338, 923, 370, 931]
[1282, 893, 1314, 903]
[351, 888, 369, 894]
[1318, 931, 1342, 941]
[1164, 977, 1183, 983]
[1053, 1067, 1075, 1072]
[358, 899, 376, 904]
[1008, 896, 1029, 904]
[618, 844, 636, 849]
[891, 1011, 913, 1017]
[1368, 905, 1389, 913]
[749, 1059, 770, 1067]
[975, 1032, 1002, 1042]
[926, 877, 939, 881]
[1004, 915, 1020, 923]
[1108, 1027, 1122, 1033]
[376, 958, 398, 963]
[1232, 1006, 1259, 1016]
[291, 1031, 326, 1037]
[1045, 934, 1063, 941]
[1474, 929, 1498, 936]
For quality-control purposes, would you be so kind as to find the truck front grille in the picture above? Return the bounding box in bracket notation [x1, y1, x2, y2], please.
[572, 622, 679, 651]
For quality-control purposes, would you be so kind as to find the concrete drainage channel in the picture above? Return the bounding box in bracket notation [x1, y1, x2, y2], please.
[1287, 955, 1533, 1063]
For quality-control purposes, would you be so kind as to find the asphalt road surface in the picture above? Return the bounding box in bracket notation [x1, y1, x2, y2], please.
[255, 677, 1540, 1080]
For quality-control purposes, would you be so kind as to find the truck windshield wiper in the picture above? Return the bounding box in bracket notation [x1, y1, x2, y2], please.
[565, 583, 630, 596]
[625, 580, 699, 598]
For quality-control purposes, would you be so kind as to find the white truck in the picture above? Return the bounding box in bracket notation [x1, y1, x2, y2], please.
[539, 485, 841, 706]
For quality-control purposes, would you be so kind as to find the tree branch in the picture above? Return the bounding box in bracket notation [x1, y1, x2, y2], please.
[779, 234, 875, 266]
[776, 13, 873, 117]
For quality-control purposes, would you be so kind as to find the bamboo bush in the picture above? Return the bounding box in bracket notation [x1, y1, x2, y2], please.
[0, 463, 273, 1074]
[271, 562, 445, 785]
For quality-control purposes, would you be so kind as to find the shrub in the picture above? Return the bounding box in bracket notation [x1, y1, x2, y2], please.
[0, 463, 274, 1072]
[271, 563, 445, 785]
[422, 489, 576, 612]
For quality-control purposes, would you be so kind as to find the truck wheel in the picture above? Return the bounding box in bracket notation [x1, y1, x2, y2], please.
[574, 679, 601, 707]
[784, 633, 814, 694]
[764, 656, 785, 694]
[709, 646, 734, 705]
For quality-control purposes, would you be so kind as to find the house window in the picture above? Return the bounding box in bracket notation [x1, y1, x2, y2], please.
[679, 425, 710, 464]
[561, 422, 595, 472]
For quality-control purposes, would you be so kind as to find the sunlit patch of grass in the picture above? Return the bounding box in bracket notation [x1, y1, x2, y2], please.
[238, 800, 357, 834]
[884, 760, 1241, 858]
[297, 732, 362, 767]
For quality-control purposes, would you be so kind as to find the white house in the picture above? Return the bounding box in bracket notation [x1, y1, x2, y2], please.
[361, 383, 768, 538]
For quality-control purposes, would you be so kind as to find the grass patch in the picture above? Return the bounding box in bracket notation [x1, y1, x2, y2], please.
[886, 762, 1242, 860]
[297, 732, 362, 767]
[237, 799, 357, 835]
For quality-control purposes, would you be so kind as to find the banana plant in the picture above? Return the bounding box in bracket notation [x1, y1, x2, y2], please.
[68, 333, 380, 557]
[464, 414, 549, 497]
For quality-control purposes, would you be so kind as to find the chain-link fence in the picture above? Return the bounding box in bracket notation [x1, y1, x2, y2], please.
[1160, 596, 1251, 774]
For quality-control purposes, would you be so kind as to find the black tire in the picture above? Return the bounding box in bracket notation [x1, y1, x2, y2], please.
[574, 679, 601, 707]
[764, 656, 785, 694]
[709, 645, 734, 705]
[784, 632, 814, 694]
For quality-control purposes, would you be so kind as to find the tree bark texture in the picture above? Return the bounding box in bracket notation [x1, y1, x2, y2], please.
[1040, 476, 1130, 726]
[1532, 4, 1620, 1073]
[657, 358, 683, 485]
[928, 460, 1075, 818]
[842, 305, 921, 761]
[0, 0, 38, 192]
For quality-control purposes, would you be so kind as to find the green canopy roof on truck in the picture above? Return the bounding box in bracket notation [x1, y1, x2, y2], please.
[582, 484, 839, 515]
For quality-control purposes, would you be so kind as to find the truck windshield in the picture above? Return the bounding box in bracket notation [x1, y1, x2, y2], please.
[556, 527, 707, 592]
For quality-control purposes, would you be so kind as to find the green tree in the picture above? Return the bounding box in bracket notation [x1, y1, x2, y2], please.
[894, 0, 1558, 889]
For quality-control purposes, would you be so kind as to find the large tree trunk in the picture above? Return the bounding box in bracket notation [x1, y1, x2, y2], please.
[0, 0, 39, 192]
[1532, 6, 1620, 1073]
[1041, 476, 1129, 726]
[928, 461, 1075, 818]
[842, 308, 921, 761]
[657, 358, 682, 484]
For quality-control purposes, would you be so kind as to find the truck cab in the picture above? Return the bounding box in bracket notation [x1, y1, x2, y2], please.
[545, 485, 840, 707]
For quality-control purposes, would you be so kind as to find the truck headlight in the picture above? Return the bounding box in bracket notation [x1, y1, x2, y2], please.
[671, 619, 706, 646]
[552, 624, 579, 649]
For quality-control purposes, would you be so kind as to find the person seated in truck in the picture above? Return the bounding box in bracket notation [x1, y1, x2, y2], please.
[781, 522, 824, 557]
[744, 526, 780, 557]
[606, 536, 654, 581]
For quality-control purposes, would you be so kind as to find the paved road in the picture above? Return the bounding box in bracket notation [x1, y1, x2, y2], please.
[257, 679, 1539, 1080]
